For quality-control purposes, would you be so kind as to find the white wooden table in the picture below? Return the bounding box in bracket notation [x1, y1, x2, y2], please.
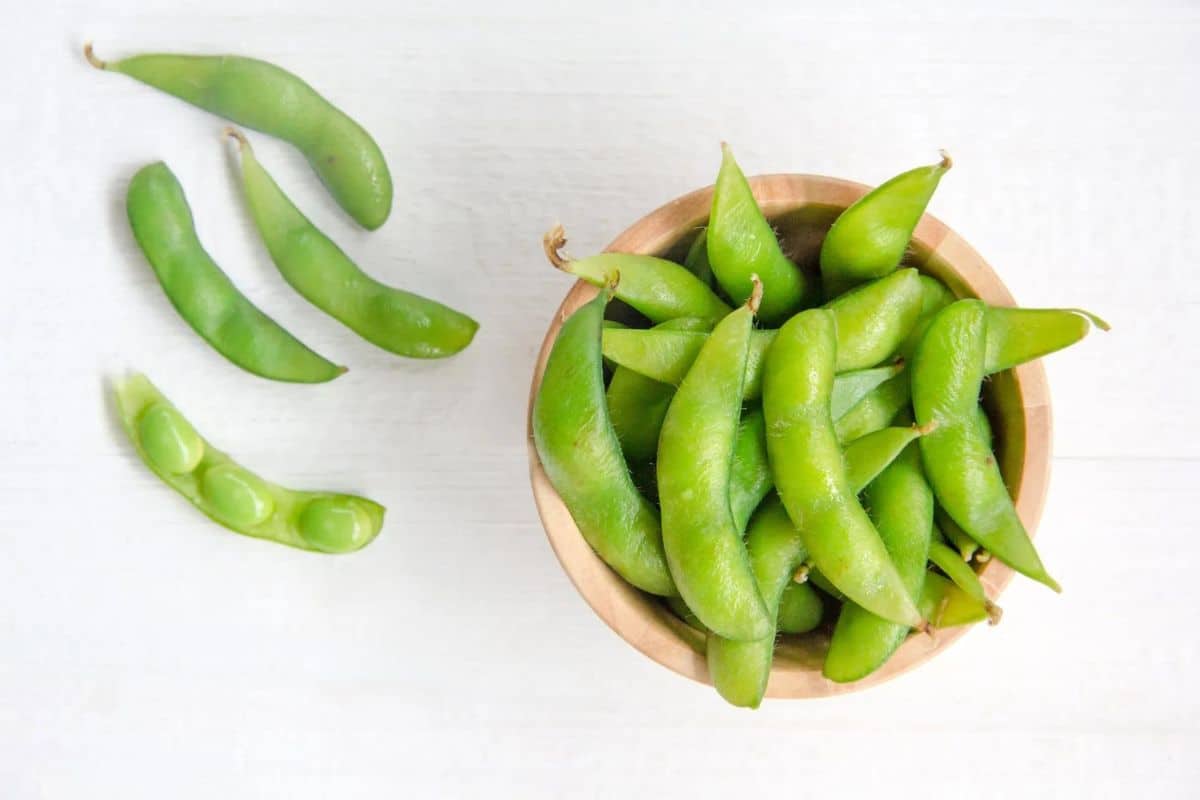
[3, 1, 1197, 796]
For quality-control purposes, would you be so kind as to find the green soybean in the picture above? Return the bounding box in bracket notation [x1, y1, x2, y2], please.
[984, 307, 1110, 373]
[929, 540, 1003, 624]
[544, 225, 730, 323]
[126, 162, 344, 383]
[228, 130, 477, 359]
[820, 153, 953, 296]
[825, 269, 924, 370]
[913, 300, 1060, 591]
[87, 44, 392, 230]
[115, 373, 384, 553]
[763, 309, 923, 628]
[532, 286, 673, 596]
[659, 281, 769, 640]
[707, 144, 815, 323]
[823, 441, 934, 683]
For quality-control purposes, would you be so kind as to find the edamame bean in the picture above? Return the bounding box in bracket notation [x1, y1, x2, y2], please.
[929, 540, 1002, 625]
[115, 374, 384, 553]
[659, 279, 769, 640]
[775, 582, 824, 635]
[913, 300, 1060, 591]
[87, 44, 392, 230]
[682, 228, 714, 285]
[544, 226, 730, 323]
[824, 441, 934, 683]
[820, 153, 953, 297]
[228, 130, 478, 358]
[825, 269, 924, 370]
[707, 144, 816, 323]
[533, 284, 674, 596]
[126, 163, 345, 383]
[706, 496, 807, 708]
[984, 307, 1110, 373]
[765, 309, 923, 628]
[921, 571, 989, 628]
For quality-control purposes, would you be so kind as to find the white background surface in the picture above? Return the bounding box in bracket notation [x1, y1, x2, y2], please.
[3, 1, 1197, 797]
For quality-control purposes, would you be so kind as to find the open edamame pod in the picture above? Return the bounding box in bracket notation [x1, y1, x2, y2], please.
[707, 496, 808, 708]
[913, 300, 1060, 591]
[544, 226, 730, 324]
[532, 284, 674, 596]
[87, 45, 392, 230]
[820, 152, 953, 297]
[764, 309, 923, 628]
[659, 279, 770, 640]
[228, 130, 478, 359]
[707, 144, 816, 323]
[929, 540, 1002, 624]
[126, 162, 344, 384]
[114, 374, 383, 553]
[824, 441, 934, 683]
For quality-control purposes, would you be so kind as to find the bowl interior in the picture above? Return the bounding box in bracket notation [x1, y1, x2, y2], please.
[527, 174, 1051, 698]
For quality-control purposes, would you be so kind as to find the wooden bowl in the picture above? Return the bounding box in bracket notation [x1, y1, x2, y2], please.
[526, 174, 1051, 699]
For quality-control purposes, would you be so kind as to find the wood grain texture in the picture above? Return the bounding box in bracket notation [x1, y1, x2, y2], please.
[528, 174, 1051, 697]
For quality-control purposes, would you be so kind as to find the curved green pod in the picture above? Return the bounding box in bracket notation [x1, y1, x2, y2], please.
[707, 144, 816, 323]
[229, 130, 477, 359]
[823, 441, 934, 683]
[936, 506, 979, 562]
[775, 582, 824, 635]
[928, 540, 1002, 624]
[984, 307, 1110, 373]
[126, 163, 344, 383]
[921, 571, 990, 627]
[659, 284, 769, 640]
[764, 309, 923, 628]
[533, 288, 673, 596]
[824, 269, 924, 371]
[820, 153, 952, 296]
[87, 45, 391, 230]
[544, 226, 730, 324]
[913, 300, 1060, 591]
[707, 497, 808, 708]
[115, 374, 384, 553]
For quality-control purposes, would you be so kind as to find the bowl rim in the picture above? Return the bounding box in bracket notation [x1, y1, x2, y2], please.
[526, 172, 1052, 699]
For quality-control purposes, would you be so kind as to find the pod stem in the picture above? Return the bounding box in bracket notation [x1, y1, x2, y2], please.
[543, 224, 571, 271]
[974, 549, 991, 564]
[83, 42, 107, 69]
[1068, 308, 1112, 331]
[224, 126, 250, 151]
[746, 274, 763, 315]
[792, 564, 810, 584]
[913, 419, 939, 436]
[937, 149, 954, 171]
[985, 601, 1003, 626]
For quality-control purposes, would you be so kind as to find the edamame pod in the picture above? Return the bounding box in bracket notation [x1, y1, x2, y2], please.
[820, 153, 953, 296]
[707, 497, 808, 708]
[936, 505, 979, 561]
[659, 280, 769, 640]
[764, 309, 923, 628]
[913, 300, 1060, 591]
[775, 582, 824, 635]
[825, 269, 924, 370]
[228, 130, 478, 359]
[929, 540, 1002, 624]
[532, 285, 674, 596]
[544, 226, 730, 324]
[823, 441, 934, 683]
[126, 163, 344, 383]
[834, 372, 912, 444]
[983, 307, 1110, 373]
[708, 144, 816, 323]
[87, 45, 392, 230]
[921, 571, 990, 628]
[114, 374, 384, 552]
[842, 425, 928, 496]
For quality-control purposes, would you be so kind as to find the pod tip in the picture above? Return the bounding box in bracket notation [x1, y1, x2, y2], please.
[543, 224, 569, 271]
[605, 270, 621, 293]
[914, 419, 939, 436]
[746, 274, 763, 315]
[938, 149, 954, 170]
[985, 602, 1003, 626]
[223, 126, 249, 149]
[792, 564, 810, 584]
[83, 42, 106, 69]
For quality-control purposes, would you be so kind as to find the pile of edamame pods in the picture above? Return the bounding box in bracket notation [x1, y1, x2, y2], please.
[91, 44, 479, 550]
[533, 144, 1108, 707]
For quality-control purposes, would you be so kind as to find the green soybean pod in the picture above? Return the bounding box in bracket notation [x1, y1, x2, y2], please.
[228, 130, 477, 359]
[984, 307, 1110, 373]
[775, 582, 824, 635]
[544, 226, 730, 324]
[823, 441, 934, 683]
[115, 374, 384, 553]
[834, 372, 912, 444]
[532, 285, 674, 596]
[913, 300, 1060, 591]
[707, 144, 816, 324]
[764, 309, 923, 628]
[824, 269, 924, 371]
[921, 571, 990, 628]
[937, 505, 979, 562]
[126, 162, 344, 383]
[929, 540, 1003, 624]
[707, 496, 808, 708]
[87, 44, 391, 230]
[659, 280, 769, 640]
[820, 153, 953, 297]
